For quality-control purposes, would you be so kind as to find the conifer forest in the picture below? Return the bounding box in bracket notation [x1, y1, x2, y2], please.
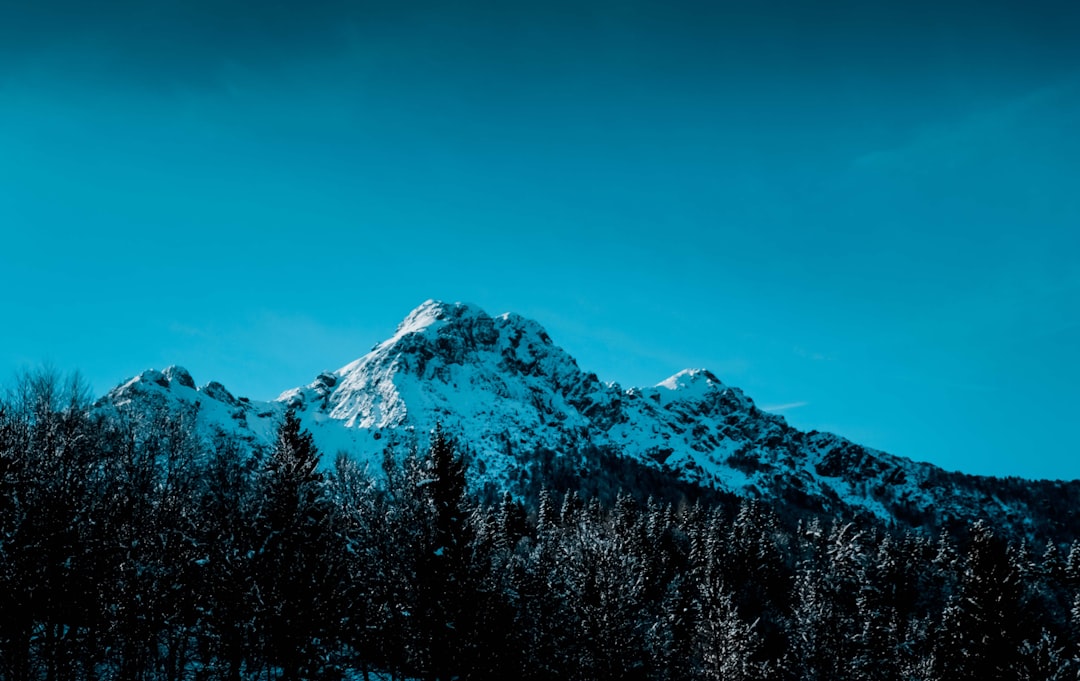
[2, 372, 1078, 681]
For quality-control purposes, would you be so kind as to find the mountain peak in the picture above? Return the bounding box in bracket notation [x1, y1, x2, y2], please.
[393, 300, 489, 339]
[112, 365, 196, 395]
[657, 368, 724, 392]
[96, 301, 1073, 542]
[162, 365, 196, 389]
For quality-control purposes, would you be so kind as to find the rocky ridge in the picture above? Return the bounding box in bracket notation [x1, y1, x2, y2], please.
[99, 300, 1073, 536]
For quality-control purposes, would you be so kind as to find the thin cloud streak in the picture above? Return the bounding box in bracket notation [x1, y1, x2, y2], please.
[762, 401, 809, 413]
[851, 78, 1080, 175]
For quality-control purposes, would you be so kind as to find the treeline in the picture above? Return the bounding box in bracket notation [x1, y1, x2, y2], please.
[2, 371, 1080, 680]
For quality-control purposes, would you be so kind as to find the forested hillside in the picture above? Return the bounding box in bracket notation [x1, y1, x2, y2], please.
[2, 371, 1078, 680]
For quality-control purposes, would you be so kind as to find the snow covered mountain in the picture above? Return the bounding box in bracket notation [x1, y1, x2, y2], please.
[99, 300, 1075, 535]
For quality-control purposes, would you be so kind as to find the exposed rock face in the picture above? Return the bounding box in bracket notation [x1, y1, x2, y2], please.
[98, 300, 1076, 536]
[201, 381, 238, 407]
[163, 365, 195, 389]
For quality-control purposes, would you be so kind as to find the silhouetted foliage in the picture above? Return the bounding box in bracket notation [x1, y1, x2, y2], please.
[1, 375, 1079, 680]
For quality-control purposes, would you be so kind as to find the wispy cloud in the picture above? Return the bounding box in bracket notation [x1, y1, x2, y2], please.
[762, 401, 808, 413]
[794, 346, 832, 362]
[851, 78, 1079, 175]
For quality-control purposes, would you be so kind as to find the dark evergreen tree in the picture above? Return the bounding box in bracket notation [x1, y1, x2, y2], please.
[518, 496, 576, 680]
[365, 443, 430, 679]
[930, 521, 1030, 680]
[414, 424, 475, 681]
[1015, 630, 1076, 680]
[0, 370, 107, 681]
[496, 491, 528, 551]
[726, 500, 790, 659]
[695, 589, 767, 681]
[327, 451, 379, 679]
[251, 410, 340, 680]
[192, 435, 261, 681]
[789, 522, 868, 680]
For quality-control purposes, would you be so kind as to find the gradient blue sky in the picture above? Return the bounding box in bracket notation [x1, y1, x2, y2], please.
[2, 0, 1077, 479]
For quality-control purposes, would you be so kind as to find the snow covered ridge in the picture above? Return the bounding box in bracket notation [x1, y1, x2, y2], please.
[98, 299, 1076, 534]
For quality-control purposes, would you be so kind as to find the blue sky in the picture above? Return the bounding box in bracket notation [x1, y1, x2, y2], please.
[1, 0, 1077, 479]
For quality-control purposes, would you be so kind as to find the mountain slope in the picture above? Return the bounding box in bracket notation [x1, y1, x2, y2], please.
[99, 300, 1080, 539]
